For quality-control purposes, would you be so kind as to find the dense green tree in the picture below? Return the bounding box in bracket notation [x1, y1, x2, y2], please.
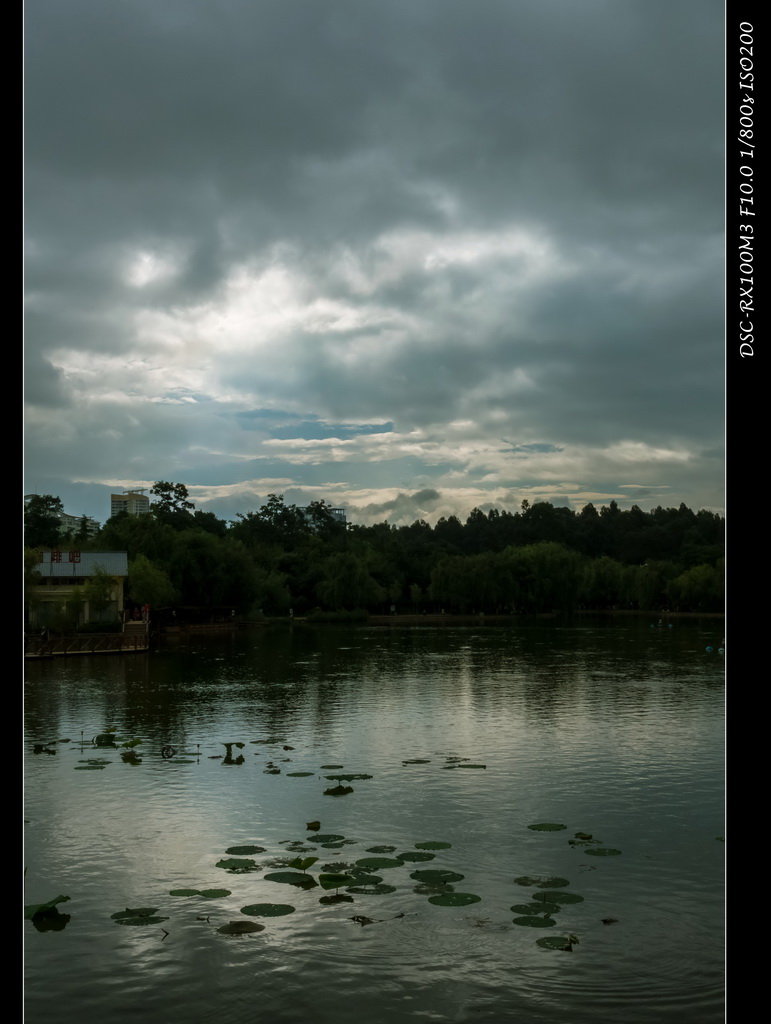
[150, 481, 196, 529]
[24, 494, 64, 548]
[128, 554, 178, 608]
[83, 567, 119, 623]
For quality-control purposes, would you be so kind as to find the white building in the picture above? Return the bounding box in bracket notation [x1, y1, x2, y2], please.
[110, 490, 151, 517]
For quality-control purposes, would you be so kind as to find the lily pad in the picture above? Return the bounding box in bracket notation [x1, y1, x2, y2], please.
[428, 892, 481, 907]
[225, 845, 265, 856]
[513, 876, 542, 887]
[319, 893, 354, 905]
[319, 764, 344, 769]
[218, 920, 265, 934]
[586, 848, 622, 857]
[264, 872, 318, 889]
[74, 764, 107, 770]
[415, 841, 452, 850]
[240, 903, 296, 917]
[347, 883, 396, 895]
[532, 891, 584, 904]
[366, 845, 397, 853]
[216, 858, 258, 872]
[513, 915, 557, 927]
[528, 823, 567, 831]
[112, 907, 169, 926]
[319, 873, 355, 890]
[169, 888, 201, 897]
[199, 889, 231, 899]
[457, 763, 486, 769]
[511, 904, 558, 915]
[310, 834, 345, 844]
[324, 773, 372, 781]
[25, 895, 71, 920]
[287, 856, 318, 872]
[403, 759, 431, 764]
[356, 857, 404, 870]
[410, 869, 464, 884]
[286, 772, 315, 777]
[536, 934, 578, 951]
[413, 883, 455, 895]
[324, 785, 354, 796]
[536, 877, 570, 888]
[397, 851, 435, 862]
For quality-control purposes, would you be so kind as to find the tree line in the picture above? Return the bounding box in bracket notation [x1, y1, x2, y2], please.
[24, 485, 724, 616]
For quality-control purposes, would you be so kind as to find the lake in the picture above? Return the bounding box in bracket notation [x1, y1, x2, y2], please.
[24, 620, 725, 1024]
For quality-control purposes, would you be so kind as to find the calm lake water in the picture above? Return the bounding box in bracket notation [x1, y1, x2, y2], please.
[24, 620, 725, 1024]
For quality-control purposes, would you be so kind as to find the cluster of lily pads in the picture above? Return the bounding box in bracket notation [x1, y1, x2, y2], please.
[28, 731, 625, 949]
[508, 822, 623, 951]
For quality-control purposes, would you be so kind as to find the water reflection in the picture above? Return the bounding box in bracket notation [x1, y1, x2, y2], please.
[25, 621, 724, 1024]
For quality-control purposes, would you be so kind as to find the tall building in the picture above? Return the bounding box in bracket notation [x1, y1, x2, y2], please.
[110, 490, 151, 517]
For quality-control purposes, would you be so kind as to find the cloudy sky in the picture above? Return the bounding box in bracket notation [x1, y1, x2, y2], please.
[24, 0, 724, 528]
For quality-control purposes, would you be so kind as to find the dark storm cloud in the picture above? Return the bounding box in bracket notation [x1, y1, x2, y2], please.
[24, 0, 724, 525]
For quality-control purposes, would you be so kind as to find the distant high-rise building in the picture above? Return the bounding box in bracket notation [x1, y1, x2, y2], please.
[110, 490, 151, 518]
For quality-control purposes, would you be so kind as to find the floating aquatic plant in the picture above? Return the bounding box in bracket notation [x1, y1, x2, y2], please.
[264, 872, 318, 889]
[410, 869, 464, 884]
[217, 920, 265, 934]
[287, 856, 318, 872]
[397, 851, 435, 862]
[513, 915, 557, 927]
[240, 903, 295, 917]
[528, 823, 567, 831]
[536, 934, 579, 951]
[111, 907, 169, 925]
[585, 848, 621, 857]
[366, 845, 397, 854]
[225, 846, 265, 856]
[415, 841, 451, 850]
[347, 882, 396, 894]
[324, 773, 372, 782]
[216, 858, 259, 873]
[286, 771, 315, 777]
[25, 895, 71, 920]
[511, 904, 557, 915]
[319, 873, 355, 890]
[319, 764, 344, 769]
[356, 857, 404, 870]
[532, 891, 584, 905]
[457, 763, 486, 769]
[309, 834, 345, 844]
[428, 893, 481, 907]
[320, 893, 354, 904]
[403, 759, 431, 764]
[324, 785, 354, 796]
[170, 888, 232, 898]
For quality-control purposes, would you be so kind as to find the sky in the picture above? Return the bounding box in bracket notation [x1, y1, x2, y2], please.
[24, 0, 725, 529]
